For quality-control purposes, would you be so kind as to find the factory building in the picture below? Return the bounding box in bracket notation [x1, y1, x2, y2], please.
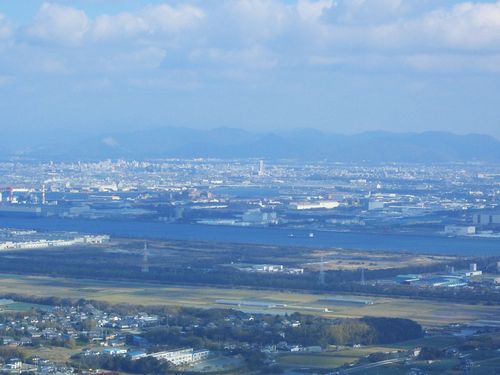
[242, 209, 278, 224]
[0, 234, 109, 250]
[290, 201, 340, 210]
[472, 213, 500, 226]
[444, 225, 476, 236]
[465, 263, 482, 277]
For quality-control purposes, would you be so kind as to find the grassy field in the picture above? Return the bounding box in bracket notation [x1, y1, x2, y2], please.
[278, 346, 398, 368]
[386, 335, 459, 350]
[279, 347, 500, 374]
[0, 273, 499, 328]
[21, 347, 82, 363]
[2, 301, 53, 312]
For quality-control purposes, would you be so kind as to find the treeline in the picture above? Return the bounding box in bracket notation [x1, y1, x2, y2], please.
[360, 317, 423, 344]
[285, 316, 423, 346]
[74, 355, 169, 374]
[0, 347, 25, 362]
[143, 314, 423, 348]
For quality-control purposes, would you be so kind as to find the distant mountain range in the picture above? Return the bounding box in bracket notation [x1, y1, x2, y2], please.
[5, 127, 500, 163]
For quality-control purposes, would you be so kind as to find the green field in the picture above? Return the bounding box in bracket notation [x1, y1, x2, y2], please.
[278, 348, 500, 374]
[276, 335, 500, 375]
[278, 346, 398, 368]
[2, 301, 53, 312]
[386, 335, 459, 350]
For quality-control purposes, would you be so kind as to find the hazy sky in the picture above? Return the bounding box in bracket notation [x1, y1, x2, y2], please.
[1, 0, 500, 137]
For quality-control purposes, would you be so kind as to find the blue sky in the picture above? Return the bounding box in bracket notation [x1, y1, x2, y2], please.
[0, 1, 500, 138]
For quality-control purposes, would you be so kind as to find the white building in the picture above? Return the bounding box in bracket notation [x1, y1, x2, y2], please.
[368, 201, 385, 210]
[472, 213, 500, 226]
[444, 225, 476, 236]
[258, 160, 265, 176]
[290, 201, 340, 210]
[139, 348, 210, 366]
[252, 264, 284, 273]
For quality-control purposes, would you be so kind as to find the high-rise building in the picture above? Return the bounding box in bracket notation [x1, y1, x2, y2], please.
[41, 184, 46, 205]
[258, 160, 265, 176]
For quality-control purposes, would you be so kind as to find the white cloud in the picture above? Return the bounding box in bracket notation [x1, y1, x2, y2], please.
[128, 72, 201, 90]
[323, 0, 407, 25]
[191, 45, 278, 69]
[0, 75, 12, 86]
[0, 13, 12, 39]
[26, 2, 205, 45]
[304, 0, 500, 55]
[297, 0, 335, 22]
[92, 13, 149, 40]
[8, 0, 500, 77]
[73, 77, 113, 92]
[27, 3, 89, 45]
[224, 0, 293, 41]
[39, 57, 70, 74]
[99, 47, 167, 72]
[139, 4, 205, 34]
[417, 1, 500, 50]
[405, 53, 500, 73]
[102, 137, 119, 147]
[92, 4, 205, 41]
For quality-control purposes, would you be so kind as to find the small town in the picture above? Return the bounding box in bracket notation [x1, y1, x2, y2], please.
[0, 294, 498, 374]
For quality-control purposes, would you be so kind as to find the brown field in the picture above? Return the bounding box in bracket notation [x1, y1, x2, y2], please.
[303, 249, 455, 271]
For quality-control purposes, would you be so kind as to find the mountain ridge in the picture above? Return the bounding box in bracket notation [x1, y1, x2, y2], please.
[7, 127, 500, 163]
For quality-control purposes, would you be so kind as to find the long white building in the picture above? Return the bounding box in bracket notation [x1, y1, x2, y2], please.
[131, 348, 210, 366]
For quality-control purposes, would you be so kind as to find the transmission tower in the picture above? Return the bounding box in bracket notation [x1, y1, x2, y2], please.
[141, 242, 149, 273]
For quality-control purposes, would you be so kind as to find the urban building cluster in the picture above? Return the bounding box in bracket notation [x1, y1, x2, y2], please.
[0, 160, 499, 237]
[0, 229, 109, 250]
[236, 263, 304, 274]
[383, 262, 500, 289]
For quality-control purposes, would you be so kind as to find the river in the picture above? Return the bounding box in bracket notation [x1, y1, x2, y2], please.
[0, 216, 499, 256]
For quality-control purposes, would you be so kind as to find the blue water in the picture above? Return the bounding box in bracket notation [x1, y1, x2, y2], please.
[0, 217, 498, 256]
[211, 186, 280, 198]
